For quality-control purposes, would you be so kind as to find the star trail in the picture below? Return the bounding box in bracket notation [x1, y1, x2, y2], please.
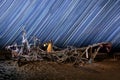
[0, 0, 120, 50]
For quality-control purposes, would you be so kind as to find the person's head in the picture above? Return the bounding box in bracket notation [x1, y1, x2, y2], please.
[48, 40, 53, 43]
[22, 30, 26, 36]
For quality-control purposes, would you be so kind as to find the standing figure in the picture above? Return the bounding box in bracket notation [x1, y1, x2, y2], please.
[47, 40, 53, 53]
[21, 30, 30, 54]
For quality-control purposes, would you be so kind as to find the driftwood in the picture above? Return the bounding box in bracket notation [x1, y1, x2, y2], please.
[5, 29, 112, 66]
[46, 42, 112, 65]
[6, 39, 111, 66]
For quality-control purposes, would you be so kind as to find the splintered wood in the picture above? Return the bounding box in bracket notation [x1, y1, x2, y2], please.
[6, 41, 111, 66]
[17, 42, 111, 66]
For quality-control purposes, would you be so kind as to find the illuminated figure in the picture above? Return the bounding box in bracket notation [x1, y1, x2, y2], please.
[21, 30, 30, 54]
[47, 40, 53, 53]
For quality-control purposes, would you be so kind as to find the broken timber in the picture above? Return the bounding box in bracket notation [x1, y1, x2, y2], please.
[47, 42, 111, 65]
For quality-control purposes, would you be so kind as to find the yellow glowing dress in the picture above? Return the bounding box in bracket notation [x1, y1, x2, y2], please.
[47, 43, 52, 53]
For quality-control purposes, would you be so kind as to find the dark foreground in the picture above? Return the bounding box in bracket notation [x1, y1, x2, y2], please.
[0, 58, 120, 80]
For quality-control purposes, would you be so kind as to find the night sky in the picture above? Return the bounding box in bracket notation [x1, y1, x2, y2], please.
[0, 0, 120, 50]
